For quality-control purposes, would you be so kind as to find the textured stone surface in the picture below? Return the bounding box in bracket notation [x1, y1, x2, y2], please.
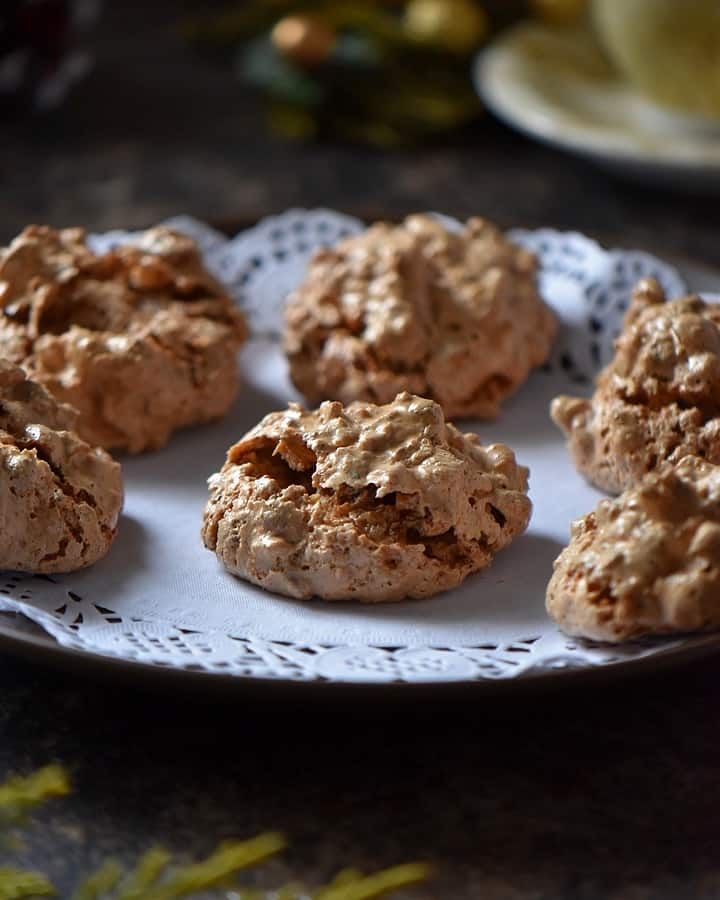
[1, 647, 720, 898]
[2, 0, 720, 895]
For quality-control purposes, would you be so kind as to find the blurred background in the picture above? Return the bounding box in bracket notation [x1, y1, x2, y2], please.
[2, 0, 720, 263]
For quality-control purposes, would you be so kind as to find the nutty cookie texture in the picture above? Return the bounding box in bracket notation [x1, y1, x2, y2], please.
[0, 360, 123, 573]
[202, 392, 531, 602]
[552, 278, 720, 494]
[547, 456, 720, 642]
[284, 215, 556, 419]
[0, 225, 247, 453]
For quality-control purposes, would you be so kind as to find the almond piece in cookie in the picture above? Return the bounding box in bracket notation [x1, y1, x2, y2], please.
[547, 456, 720, 642]
[202, 392, 531, 602]
[0, 360, 123, 573]
[552, 278, 720, 494]
[284, 215, 556, 419]
[0, 225, 247, 453]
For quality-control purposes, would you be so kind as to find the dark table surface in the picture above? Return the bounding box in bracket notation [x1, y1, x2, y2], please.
[2, 2, 720, 897]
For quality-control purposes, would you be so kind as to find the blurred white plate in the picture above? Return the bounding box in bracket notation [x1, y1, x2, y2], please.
[475, 23, 720, 190]
[3, 211, 720, 691]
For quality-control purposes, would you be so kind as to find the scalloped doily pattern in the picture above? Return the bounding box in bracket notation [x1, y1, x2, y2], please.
[0, 575, 698, 682]
[1, 210, 714, 685]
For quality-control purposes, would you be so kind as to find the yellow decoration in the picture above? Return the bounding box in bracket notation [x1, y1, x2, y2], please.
[0, 764, 70, 821]
[403, 0, 488, 54]
[271, 15, 336, 66]
[0, 761, 432, 899]
[314, 862, 432, 899]
[531, 0, 586, 25]
[0, 869, 55, 899]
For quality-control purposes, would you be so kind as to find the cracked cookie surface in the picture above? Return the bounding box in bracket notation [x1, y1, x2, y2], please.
[0, 360, 123, 573]
[284, 215, 556, 419]
[552, 278, 720, 494]
[202, 392, 531, 602]
[547, 456, 720, 642]
[0, 225, 247, 453]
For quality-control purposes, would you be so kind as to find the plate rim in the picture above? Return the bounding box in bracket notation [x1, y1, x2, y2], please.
[2, 612, 720, 696]
[474, 28, 720, 174]
[3, 218, 720, 693]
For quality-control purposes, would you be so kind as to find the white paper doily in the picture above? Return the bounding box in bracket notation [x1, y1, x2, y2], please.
[1, 209, 715, 685]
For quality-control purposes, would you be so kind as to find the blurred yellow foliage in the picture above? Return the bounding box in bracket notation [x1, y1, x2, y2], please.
[530, 0, 586, 25]
[403, 0, 488, 53]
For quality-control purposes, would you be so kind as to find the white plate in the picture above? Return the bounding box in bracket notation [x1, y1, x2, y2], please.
[1, 209, 720, 688]
[475, 23, 720, 190]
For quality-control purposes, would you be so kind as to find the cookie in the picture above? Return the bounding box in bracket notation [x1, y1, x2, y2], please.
[284, 215, 556, 419]
[552, 278, 720, 494]
[547, 456, 720, 642]
[0, 225, 247, 453]
[0, 360, 123, 573]
[202, 392, 531, 602]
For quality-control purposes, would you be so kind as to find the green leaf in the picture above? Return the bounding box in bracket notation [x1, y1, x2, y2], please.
[71, 861, 123, 900]
[71, 833, 286, 900]
[114, 849, 172, 899]
[0, 766, 71, 827]
[0, 763, 430, 900]
[324, 869, 365, 888]
[147, 833, 286, 899]
[313, 863, 432, 900]
[0, 869, 55, 899]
